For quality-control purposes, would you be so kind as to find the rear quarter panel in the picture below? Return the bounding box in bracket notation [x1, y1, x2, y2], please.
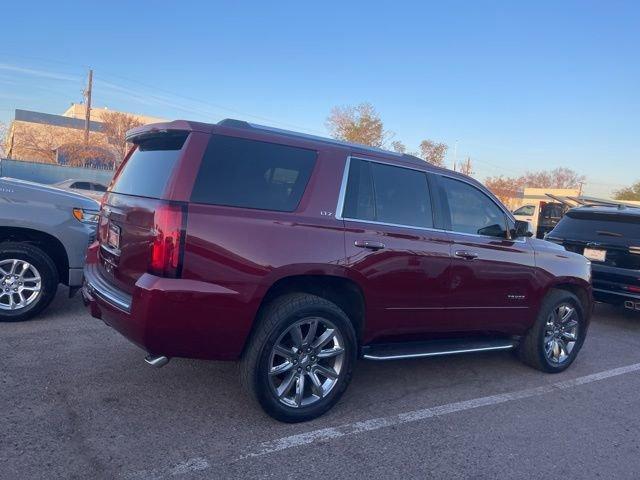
[175, 144, 349, 359]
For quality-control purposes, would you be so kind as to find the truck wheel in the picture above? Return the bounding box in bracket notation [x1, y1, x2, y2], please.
[240, 293, 357, 423]
[0, 242, 59, 322]
[517, 289, 586, 373]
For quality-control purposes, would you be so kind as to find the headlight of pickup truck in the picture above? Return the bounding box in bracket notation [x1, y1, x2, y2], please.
[73, 208, 99, 224]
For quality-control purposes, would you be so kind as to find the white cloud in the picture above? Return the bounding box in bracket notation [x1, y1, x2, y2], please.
[0, 63, 80, 82]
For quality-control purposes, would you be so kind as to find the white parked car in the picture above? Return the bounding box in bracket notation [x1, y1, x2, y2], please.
[53, 179, 108, 201]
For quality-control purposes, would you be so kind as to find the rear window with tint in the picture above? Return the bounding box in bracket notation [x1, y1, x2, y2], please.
[110, 133, 188, 198]
[552, 211, 640, 243]
[190, 135, 317, 212]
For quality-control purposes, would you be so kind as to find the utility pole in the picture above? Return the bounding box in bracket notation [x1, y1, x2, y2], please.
[578, 181, 584, 196]
[453, 140, 458, 171]
[83, 69, 93, 145]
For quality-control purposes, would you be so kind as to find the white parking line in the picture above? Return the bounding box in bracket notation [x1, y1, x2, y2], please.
[126, 363, 640, 479]
[242, 363, 640, 458]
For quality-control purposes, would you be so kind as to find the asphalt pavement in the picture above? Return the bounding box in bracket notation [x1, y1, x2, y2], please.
[2, 288, 639, 480]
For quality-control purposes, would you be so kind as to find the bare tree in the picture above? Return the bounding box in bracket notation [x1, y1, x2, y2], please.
[7, 121, 110, 165]
[0, 121, 7, 157]
[9, 123, 84, 163]
[614, 180, 640, 201]
[326, 103, 388, 148]
[484, 167, 585, 205]
[390, 140, 406, 153]
[520, 167, 585, 189]
[100, 111, 144, 163]
[458, 157, 474, 176]
[484, 175, 525, 204]
[418, 139, 448, 167]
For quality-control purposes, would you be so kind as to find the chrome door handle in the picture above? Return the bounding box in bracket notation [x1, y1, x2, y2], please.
[354, 240, 386, 251]
[454, 250, 478, 260]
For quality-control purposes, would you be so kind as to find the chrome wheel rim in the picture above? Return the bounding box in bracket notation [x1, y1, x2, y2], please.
[268, 317, 345, 408]
[544, 303, 579, 365]
[0, 259, 42, 311]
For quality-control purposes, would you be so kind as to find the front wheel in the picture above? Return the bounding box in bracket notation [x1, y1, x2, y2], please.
[240, 293, 357, 423]
[517, 289, 587, 373]
[0, 242, 59, 322]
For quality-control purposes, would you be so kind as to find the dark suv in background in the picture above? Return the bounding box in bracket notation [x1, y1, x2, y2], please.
[547, 205, 640, 311]
[83, 119, 592, 422]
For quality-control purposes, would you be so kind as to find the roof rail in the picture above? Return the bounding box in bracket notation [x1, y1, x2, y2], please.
[574, 195, 640, 209]
[217, 118, 404, 158]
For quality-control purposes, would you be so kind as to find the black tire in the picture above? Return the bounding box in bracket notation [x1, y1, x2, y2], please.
[240, 293, 357, 423]
[517, 289, 587, 373]
[0, 242, 59, 322]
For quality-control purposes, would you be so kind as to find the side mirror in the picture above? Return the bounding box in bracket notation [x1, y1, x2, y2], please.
[513, 220, 533, 238]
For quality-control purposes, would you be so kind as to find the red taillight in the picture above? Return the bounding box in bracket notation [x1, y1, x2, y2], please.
[626, 285, 640, 293]
[149, 203, 186, 278]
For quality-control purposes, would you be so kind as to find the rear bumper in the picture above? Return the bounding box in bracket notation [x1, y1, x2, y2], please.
[592, 264, 640, 304]
[82, 256, 257, 361]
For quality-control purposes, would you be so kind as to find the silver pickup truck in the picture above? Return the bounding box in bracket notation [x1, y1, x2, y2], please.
[0, 177, 99, 321]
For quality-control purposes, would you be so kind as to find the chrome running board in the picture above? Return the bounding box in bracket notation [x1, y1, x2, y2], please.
[362, 338, 517, 361]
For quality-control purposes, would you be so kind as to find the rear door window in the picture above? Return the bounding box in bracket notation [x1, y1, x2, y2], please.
[110, 132, 188, 199]
[342, 158, 433, 228]
[190, 135, 317, 212]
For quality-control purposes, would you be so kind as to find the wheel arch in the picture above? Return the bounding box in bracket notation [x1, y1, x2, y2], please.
[0, 227, 69, 285]
[247, 273, 367, 354]
[547, 280, 593, 323]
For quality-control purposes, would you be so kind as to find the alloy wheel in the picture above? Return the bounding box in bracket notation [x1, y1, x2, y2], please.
[0, 259, 42, 311]
[543, 303, 579, 365]
[268, 317, 346, 408]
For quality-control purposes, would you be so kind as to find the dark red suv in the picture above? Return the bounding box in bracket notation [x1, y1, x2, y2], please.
[83, 119, 592, 422]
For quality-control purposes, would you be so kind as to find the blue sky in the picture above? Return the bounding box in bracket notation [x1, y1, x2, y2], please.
[1, 1, 638, 196]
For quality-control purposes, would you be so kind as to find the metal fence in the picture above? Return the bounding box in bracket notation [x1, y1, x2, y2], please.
[0, 158, 115, 185]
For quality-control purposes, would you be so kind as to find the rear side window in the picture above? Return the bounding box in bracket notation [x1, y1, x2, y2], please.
[71, 181, 91, 190]
[342, 158, 433, 228]
[111, 132, 188, 198]
[190, 135, 316, 212]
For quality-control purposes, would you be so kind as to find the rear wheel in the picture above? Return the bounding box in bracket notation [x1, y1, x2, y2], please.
[517, 289, 586, 373]
[0, 242, 58, 322]
[240, 293, 357, 422]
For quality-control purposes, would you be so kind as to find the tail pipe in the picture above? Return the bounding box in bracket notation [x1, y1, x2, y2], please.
[624, 300, 640, 311]
[145, 355, 170, 368]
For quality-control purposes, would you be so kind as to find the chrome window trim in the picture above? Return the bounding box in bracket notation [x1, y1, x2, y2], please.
[335, 156, 528, 243]
[436, 172, 527, 243]
[335, 155, 434, 229]
[339, 216, 448, 234]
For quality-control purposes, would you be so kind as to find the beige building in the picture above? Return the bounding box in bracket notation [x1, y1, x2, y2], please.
[4, 106, 166, 166]
[62, 103, 165, 125]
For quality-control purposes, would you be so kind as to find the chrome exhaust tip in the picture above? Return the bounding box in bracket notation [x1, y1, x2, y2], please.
[144, 355, 170, 368]
[624, 300, 640, 311]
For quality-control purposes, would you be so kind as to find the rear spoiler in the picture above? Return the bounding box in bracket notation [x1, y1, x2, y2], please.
[125, 120, 212, 143]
